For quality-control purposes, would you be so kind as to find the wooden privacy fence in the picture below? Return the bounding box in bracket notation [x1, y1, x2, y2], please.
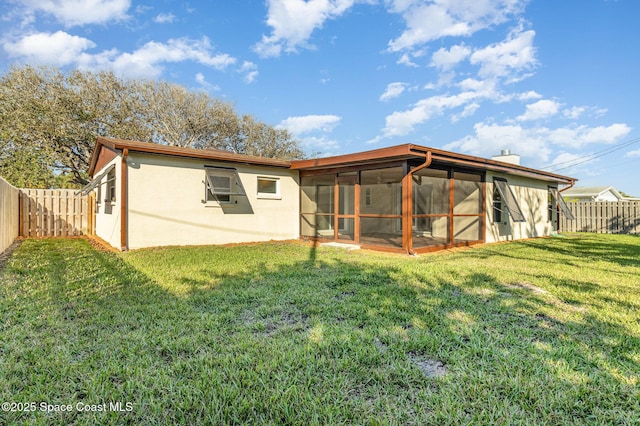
[1, 176, 20, 253]
[19, 189, 95, 237]
[560, 201, 640, 234]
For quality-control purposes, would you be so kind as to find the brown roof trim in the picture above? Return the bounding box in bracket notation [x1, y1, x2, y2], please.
[89, 137, 291, 176]
[291, 143, 576, 184]
[290, 144, 415, 170]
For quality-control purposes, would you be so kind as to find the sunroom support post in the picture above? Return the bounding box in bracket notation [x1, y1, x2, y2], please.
[402, 151, 432, 254]
[402, 162, 411, 253]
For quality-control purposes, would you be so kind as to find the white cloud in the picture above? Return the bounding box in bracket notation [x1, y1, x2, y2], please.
[397, 52, 419, 67]
[517, 99, 560, 121]
[105, 37, 236, 78]
[387, 0, 527, 52]
[21, 0, 130, 26]
[374, 76, 511, 140]
[469, 26, 537, 80]
[253, 0, 356, 57]
[430, 44, 471, 70]
[239, 61, 258, 83]
[548, 152, 585, 168]
[625, 149, 640, 158]
[445, 122, 553, 162]
[380, 91, 479, 138]
[299, 136, 341, 156]
[380, 82, 408, 101]
[562, 106, 587, 120]
[278, 114, 342, 135]
[195, 73, 220, 91]
[457, 78, 500, 99]
[451, 102, 480, 122]
[3, 31, 96, 66]
[573, 123, 631, 145]
[4, 32, 239, 80]
[445, 122, 632, 163]
[518, 90, 542, 101]
[154, 13, 176, 24]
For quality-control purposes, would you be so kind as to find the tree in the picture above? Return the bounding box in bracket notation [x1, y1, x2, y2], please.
[0, 65, 304, 187]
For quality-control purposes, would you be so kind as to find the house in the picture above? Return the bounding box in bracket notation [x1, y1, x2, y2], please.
[83, 137, 576, 254]
[562, 186, 634, 202]
[83, 137, 299, 251]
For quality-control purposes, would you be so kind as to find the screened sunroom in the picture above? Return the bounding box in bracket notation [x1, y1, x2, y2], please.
[291, 144, 575, 254]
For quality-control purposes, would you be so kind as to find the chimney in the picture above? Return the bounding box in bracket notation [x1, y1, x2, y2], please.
[491, 149, 520, 165]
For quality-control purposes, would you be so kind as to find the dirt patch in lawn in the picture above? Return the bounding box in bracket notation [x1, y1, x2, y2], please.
[408, 353, 448, 378]
[375, 338, 448, 378]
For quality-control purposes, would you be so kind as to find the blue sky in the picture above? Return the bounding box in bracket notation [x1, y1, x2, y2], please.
[1, 0, 639, 194]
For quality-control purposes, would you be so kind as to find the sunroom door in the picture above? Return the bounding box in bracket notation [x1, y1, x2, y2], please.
[336, 177, 356, 241]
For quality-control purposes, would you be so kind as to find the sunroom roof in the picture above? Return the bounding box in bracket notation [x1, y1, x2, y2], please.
[291, 144, 575, 185]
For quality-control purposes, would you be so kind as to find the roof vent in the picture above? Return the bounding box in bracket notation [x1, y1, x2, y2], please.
[492, 149, 520, 165]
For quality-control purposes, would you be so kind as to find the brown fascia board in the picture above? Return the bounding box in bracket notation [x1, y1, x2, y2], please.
[88, 136, 292, 176]
[422, 146, 576, 184]
[290, 144, 416, 170]
[291, 143, 575, 185]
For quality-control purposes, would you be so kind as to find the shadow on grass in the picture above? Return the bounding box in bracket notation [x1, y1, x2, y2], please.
[1, 236, 639, 424]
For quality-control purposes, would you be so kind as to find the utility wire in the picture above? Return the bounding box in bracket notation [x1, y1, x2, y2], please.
[542, 137, 640, 172]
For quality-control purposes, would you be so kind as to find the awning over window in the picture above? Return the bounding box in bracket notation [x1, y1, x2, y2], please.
[76, 164, 115, 196]
[205, 167, 246, 197]
[550, 187, 575, 220]
[494, 179, 526, 222]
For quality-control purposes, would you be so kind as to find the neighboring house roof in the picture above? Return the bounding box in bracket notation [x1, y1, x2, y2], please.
[88, 137, 292, 176]
[563, 186, 624, 201]
[290, 144, 575, 185]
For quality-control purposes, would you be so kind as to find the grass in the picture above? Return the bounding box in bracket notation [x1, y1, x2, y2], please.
[0, 234, 639, 425]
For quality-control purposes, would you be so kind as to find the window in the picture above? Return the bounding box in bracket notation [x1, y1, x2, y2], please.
[364, 187, 372, 206]
[493, 186, 502, 223]
[493, 178, 526, 222]
[549, 187, 575, 220]
[96, 179, 102, 205]
[257, 177, 280, 198]
[106, 168, 116, 203]
[205, 167, 245, 204]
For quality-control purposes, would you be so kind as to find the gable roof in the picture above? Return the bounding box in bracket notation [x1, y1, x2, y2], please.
[562, 186, 623, 200]
[291, 144, 575, 184]
[88, 137, 291, 176]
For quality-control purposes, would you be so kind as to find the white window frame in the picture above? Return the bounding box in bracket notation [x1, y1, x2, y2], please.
[106, 168, 116, 204]
[257, 176, 281, 199]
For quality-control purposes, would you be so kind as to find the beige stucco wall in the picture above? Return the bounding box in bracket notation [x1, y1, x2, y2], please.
[94, 156, 122, 249]
[125, 153, 300, 250]
[485, 172, 555, 243]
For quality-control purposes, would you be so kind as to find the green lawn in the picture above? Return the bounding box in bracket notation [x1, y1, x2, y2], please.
[1, 234, 639, 425]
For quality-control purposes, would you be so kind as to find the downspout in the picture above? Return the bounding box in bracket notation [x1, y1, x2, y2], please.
[559, 178, 576, 193]
[120, 148, 129, 251]
[404, 151, 432, 255]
